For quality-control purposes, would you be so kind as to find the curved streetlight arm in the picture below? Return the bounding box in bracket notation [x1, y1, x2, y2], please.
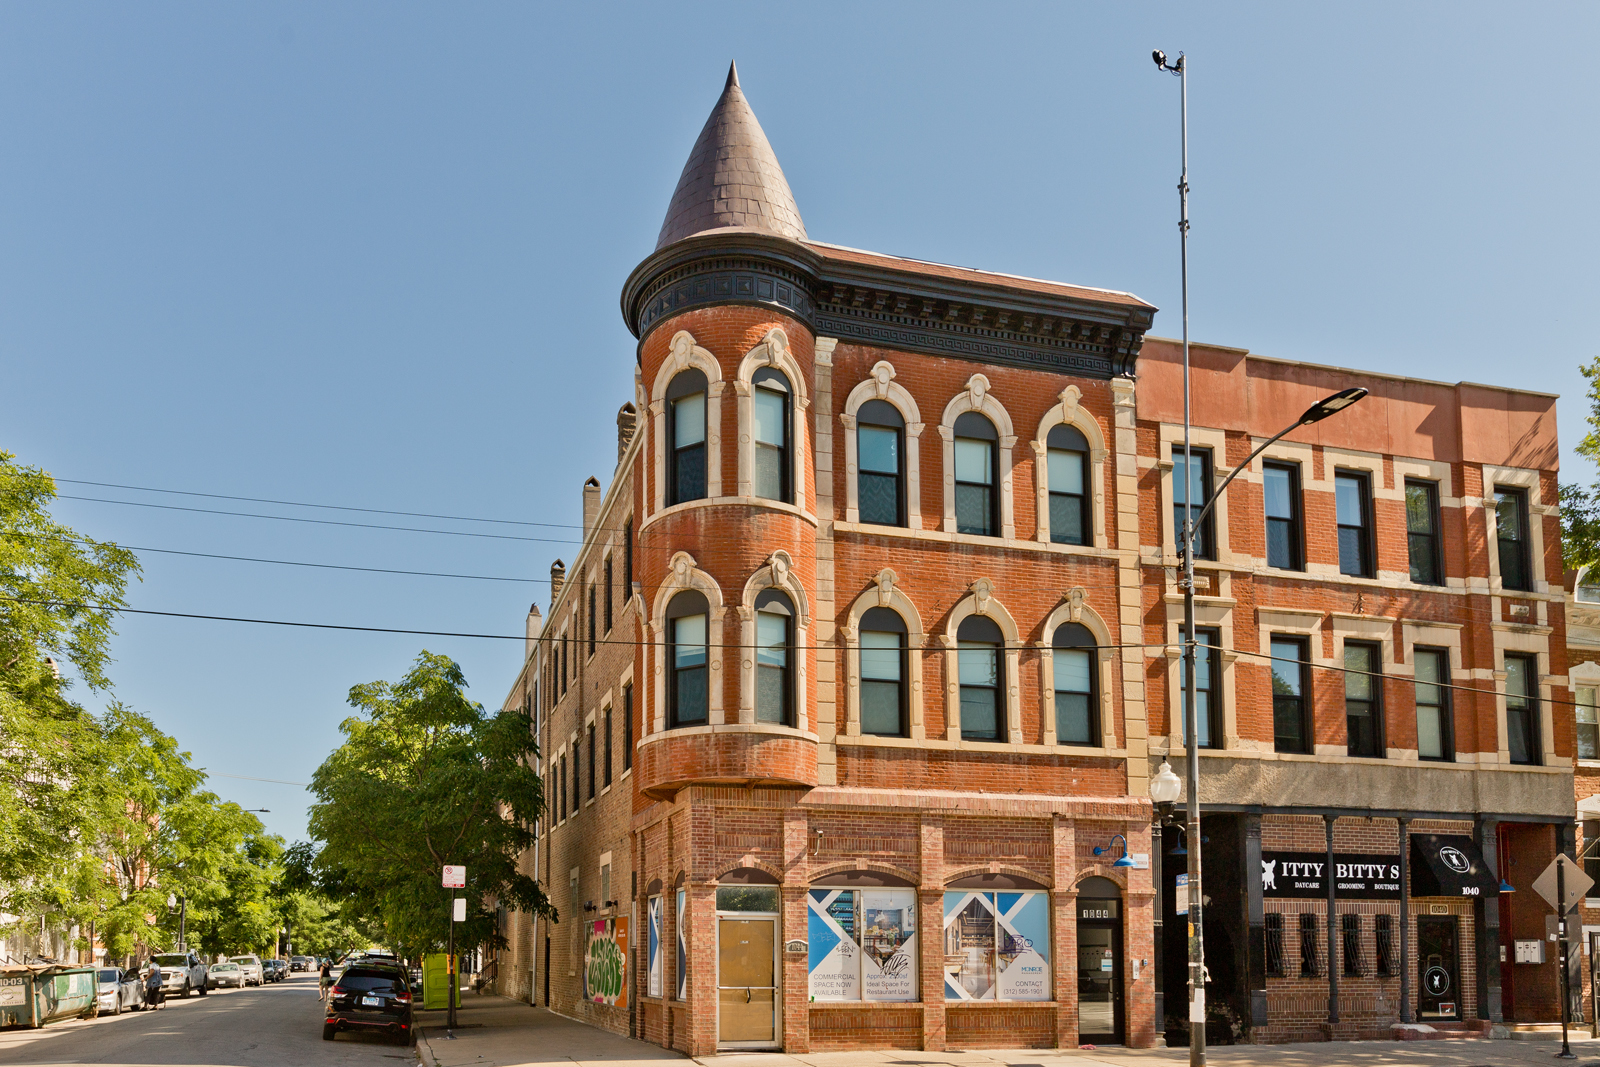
[1183, 421, 1300, 546]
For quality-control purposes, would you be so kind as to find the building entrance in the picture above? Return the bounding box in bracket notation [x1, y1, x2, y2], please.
[1417, 916, 1460, 1020]
[718, 917, 777, 1046]
[1076, 877, 1124, 1044]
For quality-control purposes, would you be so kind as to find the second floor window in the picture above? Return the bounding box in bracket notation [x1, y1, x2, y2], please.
[1053, 622, 1097, 745]
[667, 591, 709, 728]
[754, 589, 794, 726]
[1495, 487, 1531, 591]
[622, 683, 633, 771]
[857, 400, 904, 526]
[1263, 462, 1303, 570]
[1181, 627, 1220, 748]
[957, 614, 1003, 740]
[1578, 687, 1598, 760]
[604, 706, 613, 786]
[1405, 479, 1442, 584]
[859, 607, 907, 738]
[1173, 447, 1214, 560]
[1271, 636, 1311, 755]
[1505, 653, 1539, 764]
[1047, 424, 1091, 545]
[1344, 641, 1382, 758]
[752, 368, 791, 502]
[1414, 647, 1452, 760]
[954, 412, 999, 537]
[604, 556, 614, 634]
[1336, 471, 1374, 578]
[666, 370, 708, 505]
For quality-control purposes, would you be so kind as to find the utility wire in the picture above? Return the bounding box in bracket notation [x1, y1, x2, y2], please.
[211, 772, 310, 787]
[72, 540, 544, 584]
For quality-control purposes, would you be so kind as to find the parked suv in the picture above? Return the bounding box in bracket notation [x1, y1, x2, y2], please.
[322, 961, 413, 1044]
[291, 955, 312, 972]
[151, 953, 209, 998]
[230, 955, 265, 986]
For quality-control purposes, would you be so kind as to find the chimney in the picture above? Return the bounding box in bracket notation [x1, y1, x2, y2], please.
[583, 477, 602, 538]
[617, 403, 638, 466]
[525, 603, 543, 662]
[549, 560, 566, 603]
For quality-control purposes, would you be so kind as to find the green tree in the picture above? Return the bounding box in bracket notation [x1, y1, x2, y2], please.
[307, 652, 551, 957]
[1564, 356, 1600, 570]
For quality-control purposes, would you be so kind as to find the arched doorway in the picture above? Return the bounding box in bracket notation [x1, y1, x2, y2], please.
[1076, 876, 1124, 1044]
[715, 867, 780, 1049]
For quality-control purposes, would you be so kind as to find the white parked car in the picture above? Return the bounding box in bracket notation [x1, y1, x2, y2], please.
[207, 962, 243, 990]
[231, 955, 265, 986]
[150, 953, 209, 998]
[95, 968, 143, 1015]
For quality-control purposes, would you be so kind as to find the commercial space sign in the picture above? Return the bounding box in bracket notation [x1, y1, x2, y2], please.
[1260, 852, 1401, 899]
[584, 917, 628, 1007]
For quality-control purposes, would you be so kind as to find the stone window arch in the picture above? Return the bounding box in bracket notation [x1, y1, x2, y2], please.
[649, 551, 727, 732]
[649, 330, 724, 513]
[737, 551, 811, 732]
[1032, 386, 1109, 548]
[939, 375, 1017, 539]
[943, 579, 1021, 743]
[841, 568, 927, 740]
[841, 361, 924, 528]
[1039, 589, 1117, 749]
[735, 328, 810, 509]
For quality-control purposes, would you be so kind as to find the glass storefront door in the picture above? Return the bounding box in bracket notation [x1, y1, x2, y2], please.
[1418, 916, 1460, 1020]
[1076, 879, 1124, 1044]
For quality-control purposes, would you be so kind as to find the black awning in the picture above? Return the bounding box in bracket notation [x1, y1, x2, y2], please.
[1410, 833, 1500, 898]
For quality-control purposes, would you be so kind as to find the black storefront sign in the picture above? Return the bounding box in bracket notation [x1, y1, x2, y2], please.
[1409, 833, 1500, 898]
[1260, 851, 1402, 900]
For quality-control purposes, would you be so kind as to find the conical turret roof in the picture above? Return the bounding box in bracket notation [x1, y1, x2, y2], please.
[655, 62, 807, 251]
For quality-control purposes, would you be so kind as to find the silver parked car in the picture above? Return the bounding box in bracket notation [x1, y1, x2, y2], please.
[95, 968, 143, 1015]
[207, 962, 243, 990]
[230, 955, 265, 986]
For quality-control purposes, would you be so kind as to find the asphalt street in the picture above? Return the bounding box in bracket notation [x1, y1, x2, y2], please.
[0, 973, 413, 1066]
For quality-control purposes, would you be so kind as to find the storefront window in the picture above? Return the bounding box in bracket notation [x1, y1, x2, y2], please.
[675, 889, 687, 999]
[941, 890, 1050, 1001]
[716, 886, 779, 912]
[647, 896, 663, 997]
[806, 888, 917, 1002]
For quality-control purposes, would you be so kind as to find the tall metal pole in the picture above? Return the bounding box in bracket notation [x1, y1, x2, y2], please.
[1559, 858, 1573, 1058]
[1169, 51, 1207, 1067]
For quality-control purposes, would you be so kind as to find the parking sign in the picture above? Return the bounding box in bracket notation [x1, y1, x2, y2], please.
[443, 865, 466, 888]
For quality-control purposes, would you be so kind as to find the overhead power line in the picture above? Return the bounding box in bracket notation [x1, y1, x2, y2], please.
[211, 772, 310, 788]
[73, 540, 544, 583]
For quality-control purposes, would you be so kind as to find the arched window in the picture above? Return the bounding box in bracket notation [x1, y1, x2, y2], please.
[859, 606, 908, 737]
[953, 412, 999, 537]
[667, 591, 709, 727]
[752, 368, 791, 503]
[666, 370, 708, 505]
[1046, 424, 1090, 546]
[957, 614, 1003, 740]
[857, 400, 905, 526]
[755, 589, 794, 725]
[1053, 622, 1097, 745]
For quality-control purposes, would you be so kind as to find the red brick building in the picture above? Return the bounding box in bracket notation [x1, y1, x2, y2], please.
[492, 63, 1576, 1050]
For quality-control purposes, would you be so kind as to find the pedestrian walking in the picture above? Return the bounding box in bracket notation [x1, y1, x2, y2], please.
[318, 959, 331, 999]
[144, 960, 165, 1011]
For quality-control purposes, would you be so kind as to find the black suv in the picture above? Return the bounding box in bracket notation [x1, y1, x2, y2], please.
[322, 961, 413, 1044]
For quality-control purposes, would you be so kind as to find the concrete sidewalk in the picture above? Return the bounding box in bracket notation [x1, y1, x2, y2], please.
[416, 998, 1600, 1067]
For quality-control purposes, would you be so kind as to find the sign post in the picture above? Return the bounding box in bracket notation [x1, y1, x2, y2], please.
[443, 866, 466, 1032]
[1532, 853, 1593, 1061]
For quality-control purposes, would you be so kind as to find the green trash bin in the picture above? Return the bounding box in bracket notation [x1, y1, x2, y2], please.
[0, 964, 97, 1028]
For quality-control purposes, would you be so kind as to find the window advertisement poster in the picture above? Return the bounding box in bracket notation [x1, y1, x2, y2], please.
[585, 917, 629, 1007]
[861, 890, 917, 1001]
[647, 896, 663, 998]
[942, 891, 1050, 1001]
[675, 890, 687, 1000]
[807, 889, 860, 1000]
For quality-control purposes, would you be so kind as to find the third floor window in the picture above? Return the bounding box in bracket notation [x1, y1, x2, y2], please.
[1335, 470, 1374, 578]
[1047, 424, 1090, 545]
[666, 370, 708, 505]
[954, 412, 999, 537]
[1263, 462, 1303, 570]
[857, 400, 904, 527]
[752, 368, 792, 503]
[1173, 447, 1215, 561]
[1405, 479, 1442, 584]
[1495, 487, 1532, 591]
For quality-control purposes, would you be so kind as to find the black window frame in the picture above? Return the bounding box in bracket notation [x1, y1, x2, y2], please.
[604, 705, 613, 787]
[1046, 423, 1091, 546]
[1181, 626, 1222, 749]
[856, 399, 906, 527]
[572, 737, 581, 813]
[1405, 478, 1443, 585]
[751, 367, 792, 504]
[1505, 651, 1540, 765]
[1343, 640, 1384, 759]
[1262, 460, 1304, 571]
[1052, 621, 1098, 746]
[1264, 913, 1285, 977]
[858, 606, 908, 738]
[1495, 486, 1532, 591]
[666, 370, 709, 506]
[623, 520, 633, 591]
[622, 683, 633, 771]
[1270, 635, 1312, 755]
[953, 411, 1000, 538]
[1299, 913, 1321, 977]
[558, 754, 567, 822]
[1578, 685, 1598, 761]
[604, 555, 614, 634]
[754, 588, 795, 727]
[587, 724, 596, 800]
[1414, 646, 1455, 762]
[1585, 820, 1600, 888]
[1335, 469, 1375, 578]
[588, 583, 597, 657]
[666, 591, 710, 729]
[956, 614, 1004, 741]
[1173, 446, 1215, 561]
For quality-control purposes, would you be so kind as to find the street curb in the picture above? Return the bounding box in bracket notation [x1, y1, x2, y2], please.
[416, 1030, 436, 1067]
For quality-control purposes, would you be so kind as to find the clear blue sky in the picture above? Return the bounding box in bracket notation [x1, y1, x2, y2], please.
[5, 2, 1597, 845]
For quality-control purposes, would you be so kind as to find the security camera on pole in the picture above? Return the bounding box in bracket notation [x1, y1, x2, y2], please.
[443, 865, 466, 1032]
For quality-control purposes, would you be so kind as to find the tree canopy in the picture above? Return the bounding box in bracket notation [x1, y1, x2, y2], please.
[1562, 356, 1600, 571]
